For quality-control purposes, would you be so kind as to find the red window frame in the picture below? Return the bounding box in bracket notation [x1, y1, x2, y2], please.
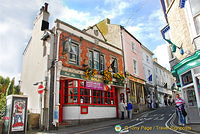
[62, 79, 115, 106]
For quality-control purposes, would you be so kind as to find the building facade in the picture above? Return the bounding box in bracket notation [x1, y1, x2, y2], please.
[92, 19, 147, 113]
[141, 45, 155, 105]
[153, 60, 177, 107]
[21, 4, 125, 129]
[160, 0, 200, 123]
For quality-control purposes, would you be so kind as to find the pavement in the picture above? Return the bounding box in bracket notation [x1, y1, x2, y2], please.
[28, 106, 200, 134]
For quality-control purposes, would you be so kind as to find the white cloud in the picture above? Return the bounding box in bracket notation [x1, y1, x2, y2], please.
[153, 44, 170, 70]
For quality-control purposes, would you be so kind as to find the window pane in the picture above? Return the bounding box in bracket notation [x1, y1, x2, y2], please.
[93, 90, 96, 96]
[80, 88, 84, 95]
[85, 96, 88, 104]
[108, 98, 111, 104]
[111, 92, 113, 97]
[80, 96, 84, 104]
[194, 15, 200, 35]
[101, 91, 104, 97]
[80, 81, 85, 87]
[74, 88, 78, 95]
[89, 51, 93, 68]
[105, 98, 107, 104]
[85, 89, 88, 95]
[74, 80, 78, 87]
[105, 92, 107, 97]
[100, 55, 104, 71]
[68, 80, 73, 87]
[101, 98, 104, 104]
[190, 0, 200, 15]
[94, 51, 99, 70]
[68, 96, 73, 103]
[74, 96, 78, 103]
[97, 97, 100, 104]
[97, 90, 100, 96]
[108, 92, 110, 97]
[93, 97, 97, 104]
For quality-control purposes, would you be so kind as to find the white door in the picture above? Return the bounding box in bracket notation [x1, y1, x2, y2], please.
[183, 87, 200, 123]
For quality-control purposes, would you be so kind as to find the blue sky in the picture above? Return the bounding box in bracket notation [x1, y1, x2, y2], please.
[0, 0, 169, 84]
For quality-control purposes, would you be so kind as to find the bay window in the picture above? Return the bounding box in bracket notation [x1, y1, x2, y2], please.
[190, 0, 200, 35]
[61, 80, 115, 105]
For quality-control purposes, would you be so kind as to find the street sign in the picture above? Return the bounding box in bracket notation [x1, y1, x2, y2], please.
[38, 84, 44, 94]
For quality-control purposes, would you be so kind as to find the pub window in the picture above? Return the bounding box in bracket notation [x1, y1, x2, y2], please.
[69, 42, 79, 65]
[111, 58, 118, 73]
[64, 80, 115, 105]
[88, 50, 104, 71]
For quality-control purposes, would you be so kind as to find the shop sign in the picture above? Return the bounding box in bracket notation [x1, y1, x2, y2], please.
[129, 76, 145, 84]
[85, 81, 104, 90]
[60, 70, 82, 79]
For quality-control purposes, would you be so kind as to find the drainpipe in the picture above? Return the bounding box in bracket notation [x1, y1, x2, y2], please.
[120, 26, 128, 104]
[48, 30, 58, 130]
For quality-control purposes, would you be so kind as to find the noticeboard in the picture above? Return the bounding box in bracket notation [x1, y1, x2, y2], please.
[3, 95, 28, 134]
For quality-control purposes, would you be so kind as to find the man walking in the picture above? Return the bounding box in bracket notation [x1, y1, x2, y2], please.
[127, 101, 133, 120]
[175, 94, 186, 126]
[119, 100, 125, 120]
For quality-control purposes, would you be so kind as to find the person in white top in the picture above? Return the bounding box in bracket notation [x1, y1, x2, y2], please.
[119, 100, 125, 120]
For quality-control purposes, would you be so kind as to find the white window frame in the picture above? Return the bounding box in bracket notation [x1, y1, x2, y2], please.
[133, 59, 138, 75]
[131, 41, 136, 53]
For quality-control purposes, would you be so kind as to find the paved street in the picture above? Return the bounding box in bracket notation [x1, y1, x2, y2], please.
[35, 106, 198, 134]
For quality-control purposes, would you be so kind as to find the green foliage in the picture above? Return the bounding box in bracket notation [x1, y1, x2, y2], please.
[6, 78, 15, 96]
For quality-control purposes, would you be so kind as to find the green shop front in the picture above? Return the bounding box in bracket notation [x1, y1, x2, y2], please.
[172, 50, 200, 123]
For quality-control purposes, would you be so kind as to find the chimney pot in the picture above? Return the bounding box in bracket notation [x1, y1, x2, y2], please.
[44, 3, 48, 12]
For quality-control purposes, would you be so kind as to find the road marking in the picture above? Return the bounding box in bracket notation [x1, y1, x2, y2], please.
[120, 121, 144, 133]
[169, 113, 172, 116]
[170, 113, 198, 134]
[165, 113, 186, 134]
[161, 114, 164, 116]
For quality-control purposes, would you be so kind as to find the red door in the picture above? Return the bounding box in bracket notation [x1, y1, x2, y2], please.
[59, 80, 65, 122]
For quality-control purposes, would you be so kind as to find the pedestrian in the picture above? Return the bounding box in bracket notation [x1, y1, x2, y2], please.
[155, 99, 159, 108]
[175, 94, 186, 126]
[127, 101, 133, 120]
[119, 100, 125, 120]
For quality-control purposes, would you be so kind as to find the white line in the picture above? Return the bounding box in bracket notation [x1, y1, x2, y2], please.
[120, 121, 144, 133]
[132, 121, 144, 127]
[165, 113, 186, 134]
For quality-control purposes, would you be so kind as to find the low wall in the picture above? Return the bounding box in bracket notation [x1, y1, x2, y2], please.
[0, 120, 3, 134]
[28, 113, 40, 130]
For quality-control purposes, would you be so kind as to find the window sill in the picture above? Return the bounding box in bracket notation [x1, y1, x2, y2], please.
[63, 104, 116, 107]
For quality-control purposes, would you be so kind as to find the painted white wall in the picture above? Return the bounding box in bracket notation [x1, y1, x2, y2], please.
[141, 47, 154, 85]
[63, 106, 116, 120]
[21, 11, 50, 113]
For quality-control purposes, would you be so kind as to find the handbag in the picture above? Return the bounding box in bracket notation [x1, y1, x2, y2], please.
[182, 109, 187, 117]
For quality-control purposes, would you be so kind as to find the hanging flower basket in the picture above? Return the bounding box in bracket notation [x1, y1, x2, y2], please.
[103, 70, 112, 84]
[83, 68, 97, 80]
[113, 72, 125, 84]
